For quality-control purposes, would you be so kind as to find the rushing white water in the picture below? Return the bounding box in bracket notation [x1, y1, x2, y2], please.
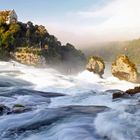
[0, 61, 140, 140]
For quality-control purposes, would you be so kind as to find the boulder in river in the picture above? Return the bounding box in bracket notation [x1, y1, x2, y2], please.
[125, 86, 140, 95]
[112, 55, 138, 82]
[0, 104, 10, 115]
[12, 104, 31, 114]
[112, 86, 140, 99]
[86, 56, 105, 77]
[112, 92, 126, 99]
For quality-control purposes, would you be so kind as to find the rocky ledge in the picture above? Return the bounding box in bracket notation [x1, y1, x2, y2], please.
[113, 86, 140, 99]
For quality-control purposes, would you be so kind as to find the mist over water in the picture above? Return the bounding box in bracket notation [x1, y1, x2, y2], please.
[0, 61, 140, 140]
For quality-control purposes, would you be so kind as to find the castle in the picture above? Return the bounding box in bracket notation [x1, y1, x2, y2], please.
[0, 9, 18, 24]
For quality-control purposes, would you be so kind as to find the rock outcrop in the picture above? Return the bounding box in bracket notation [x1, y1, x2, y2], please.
[12, 104, 31, 113]
[12, 47, 46, 66]
[86, 56, 105, 77]
[0, 104, 31, 115]
[112, 55, 138, 82]
[0, 104, 10, 115]
[113, 86, 140, 99]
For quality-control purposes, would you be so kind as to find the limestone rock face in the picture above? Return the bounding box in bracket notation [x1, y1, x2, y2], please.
[112, 55, 138, 82]
[12, 48, 46, 66]
[14, 52, 45, 66]
[86, 56, 105, 77]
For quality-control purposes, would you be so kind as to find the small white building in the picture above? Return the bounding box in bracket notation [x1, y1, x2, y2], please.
[0, 9, 18, 24]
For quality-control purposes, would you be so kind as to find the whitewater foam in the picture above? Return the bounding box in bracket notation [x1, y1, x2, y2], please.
[0, 61, 140, 140]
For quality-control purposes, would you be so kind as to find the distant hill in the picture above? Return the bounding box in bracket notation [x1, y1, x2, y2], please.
[83, 39, 140, 64]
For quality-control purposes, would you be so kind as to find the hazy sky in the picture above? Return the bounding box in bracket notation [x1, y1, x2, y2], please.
[1, 0, 140, 47]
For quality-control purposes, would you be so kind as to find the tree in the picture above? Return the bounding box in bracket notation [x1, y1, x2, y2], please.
[9, 23, 20, 34]
[0, 17, 4, 26]
[2, 31, 15, 49]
